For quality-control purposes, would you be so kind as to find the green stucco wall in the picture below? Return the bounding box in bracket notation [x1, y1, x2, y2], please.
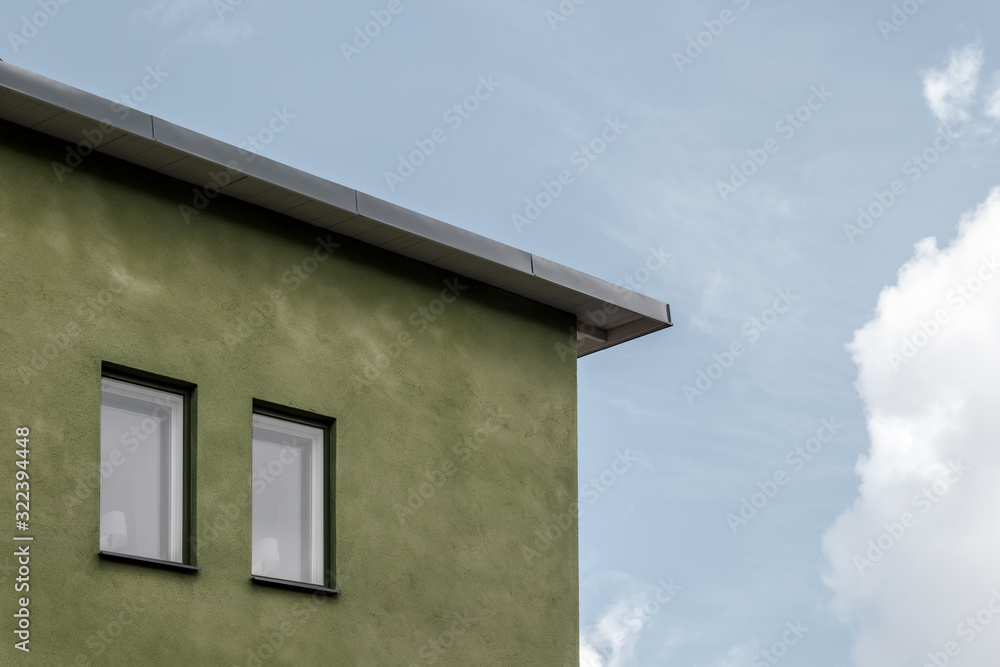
[0, 121, 578, 666]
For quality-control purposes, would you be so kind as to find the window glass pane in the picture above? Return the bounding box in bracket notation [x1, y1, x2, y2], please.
[100, 378, 183, 562]
[252, 415, 323, 585]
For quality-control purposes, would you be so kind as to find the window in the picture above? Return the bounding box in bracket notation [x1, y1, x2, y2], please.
[251, 411, 328, 587]
[100, 375, 190, 565]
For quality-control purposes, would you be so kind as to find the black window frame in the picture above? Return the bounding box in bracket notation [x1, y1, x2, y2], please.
[98, 362, 199, 574]
[250, 399, 338, 596]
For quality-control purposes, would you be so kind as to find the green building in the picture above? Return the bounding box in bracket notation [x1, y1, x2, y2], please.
[0, 62, 671, 666]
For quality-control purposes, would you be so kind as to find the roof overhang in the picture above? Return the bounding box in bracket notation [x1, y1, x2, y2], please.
[0, 61, 672, 357]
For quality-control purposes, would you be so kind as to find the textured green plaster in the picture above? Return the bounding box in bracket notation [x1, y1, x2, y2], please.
[0, 121, 578, 666]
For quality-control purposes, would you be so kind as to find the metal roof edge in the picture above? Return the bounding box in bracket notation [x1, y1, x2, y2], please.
[355, 192, 533, 273]
[151, 116, 357, 213]
[531, 255, 670, 324]
[0, 62, 153, 138]
[0, 60, 674, 356]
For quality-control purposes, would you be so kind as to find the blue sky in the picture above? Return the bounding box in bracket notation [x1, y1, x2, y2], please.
[8, 1, 1000, 664]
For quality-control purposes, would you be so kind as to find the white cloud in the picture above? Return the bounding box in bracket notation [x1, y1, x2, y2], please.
[984, 73, 1000, 120]
[185, 20, 253, 47]
[136, 0, 252, 48]
[580, 638, 605, 667]
[580, 597, 645, 667]
[608, 397, 670, 424]
[713, 641, 756, 667]
[138, 0, 211, 27]
[580, 572, 680, 666]
[823, 188, 1000, 666]
[922, 44, 984, 125]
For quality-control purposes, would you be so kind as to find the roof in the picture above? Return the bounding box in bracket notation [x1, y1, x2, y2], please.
[0, 61, 672, 357]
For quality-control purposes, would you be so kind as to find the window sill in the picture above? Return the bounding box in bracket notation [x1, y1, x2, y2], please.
[251, 575, 341, 596]
[99, 551, 201, 574]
